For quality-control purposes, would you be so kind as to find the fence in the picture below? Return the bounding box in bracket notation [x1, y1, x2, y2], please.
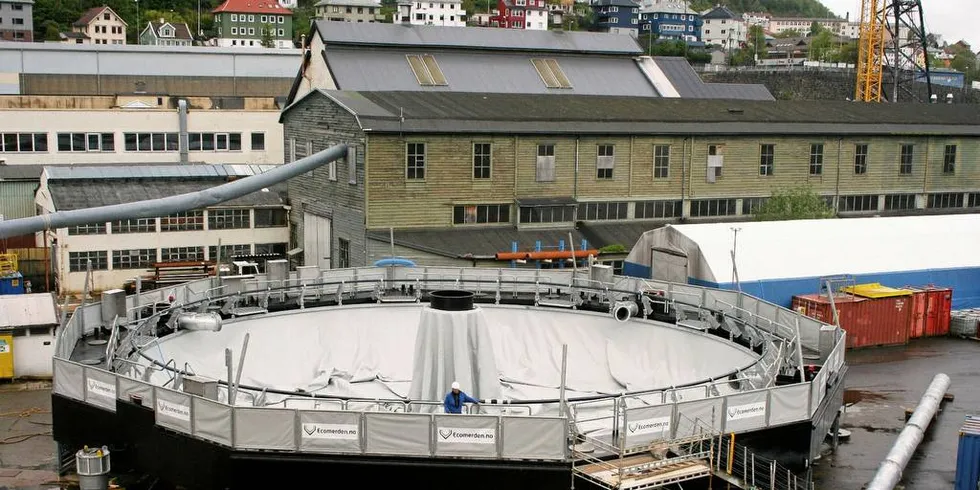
[54, 265, 846, 466]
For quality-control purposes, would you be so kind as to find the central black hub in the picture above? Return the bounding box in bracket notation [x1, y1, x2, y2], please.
[429, 290, 475, 311]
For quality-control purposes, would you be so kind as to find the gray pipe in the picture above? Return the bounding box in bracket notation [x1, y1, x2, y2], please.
[178, 99, 189, 164]
[0, 144, 347, 239]
[866, 373, 951, 490]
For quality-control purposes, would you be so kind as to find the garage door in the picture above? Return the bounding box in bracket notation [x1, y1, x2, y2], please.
[303, 213, 332, 269]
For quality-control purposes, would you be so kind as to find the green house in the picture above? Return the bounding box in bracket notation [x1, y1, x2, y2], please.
[212, 0, 294, 49]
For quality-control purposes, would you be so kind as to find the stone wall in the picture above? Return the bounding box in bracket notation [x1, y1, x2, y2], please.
[701, 70, 980, 104]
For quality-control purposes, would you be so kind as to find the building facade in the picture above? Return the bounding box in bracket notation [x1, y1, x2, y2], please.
[0, 95, 284, 165]
[638, 0, 700, 42]
[35, 166, 291, 293]
[140, 20, 194, 46]
[66, 6, 128, 45]
[397, 0, 466, 27]
[0, 0, 33, 42]
[213, 0, 294, 49]
[315, 0, 384, 22]
[490, 0, 549, 30]
[591, 0, 640, 36]
[282, 90, 980, 269]
[701, 5, 745, 48]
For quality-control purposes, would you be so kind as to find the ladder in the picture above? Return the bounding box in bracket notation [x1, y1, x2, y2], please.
[0, 253, 17, 276]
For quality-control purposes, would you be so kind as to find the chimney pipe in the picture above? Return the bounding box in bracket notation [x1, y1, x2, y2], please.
[178, 99, 189, 163]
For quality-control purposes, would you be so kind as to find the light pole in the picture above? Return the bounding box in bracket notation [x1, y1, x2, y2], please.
[135, 0, 140, 44]
[730, 226, 742, 291]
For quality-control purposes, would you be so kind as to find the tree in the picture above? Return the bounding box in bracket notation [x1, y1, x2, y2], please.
[754, 186, 835, 221]
[807, 29, 833, 61]
[143, 9, 189, 25]
[832, 41, 858, 64]
[808, 21, 824, 37]
[42, 20, 61, 41]
[746, 24, 766, 61]
[774, 29, 802, 38]
[260, 24, 275, 48]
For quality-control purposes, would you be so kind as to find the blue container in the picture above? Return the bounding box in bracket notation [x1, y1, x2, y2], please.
[955, 415, 980, 490]
[0, 272, 25, 295]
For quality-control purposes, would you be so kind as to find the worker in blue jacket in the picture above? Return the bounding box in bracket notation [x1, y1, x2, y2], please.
[444, 381, 479, 414]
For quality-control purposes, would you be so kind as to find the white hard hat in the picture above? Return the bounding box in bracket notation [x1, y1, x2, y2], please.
[451, 381, 460, 390]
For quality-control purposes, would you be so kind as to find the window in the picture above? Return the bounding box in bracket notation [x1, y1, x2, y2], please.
[838, 195, 878, 212]
[969, 193, 980, 208]
[124, 133, 178, 152]
[742, 197, 768, 215]
[208, 209, 250, 229]
[12, 17, 24, 24]
[809, 143, 824, 175]
[519, 205, 575, 224]
[113, 249, 156, 269]
[278, 28, 284, 36]
[161, 211, 204, 231]
[689, 199, 737, 217]
[406, 142, 426, 179]
[473, 143, 492, 179]
[248, 15, 255, 22]
[231, 13, 238, 21]
[255, 208, 287, 227]
[232, 26, 238, 34]
[69, 251, 108, 272]
[1, 133, 47, 153]
[759, 144, 774, 176]
[249, 28, 255, 35]
[884, 194, 915, 211]
[260, 15, 267, 22]
[596, 144, 614, 179]
[943, 144, 956, 174]
[635, 200, 681, 219]
[899, 144, 914, 174]
[209, 244, 251, 261]
[453, 204, 510, 224]
[653, 144, 670, 179]
[111, 218, 156, 234]
[927, 193, 964, 209]
[255, 243, 288, 255]
[57, 133, 114, 152]
[854, 144, 868, 174]
[536, 144, 555, 182]
[68, 223, 106, 235]
[706, 144, 723, 182]
[161, 246, 205, 262]
[188, 133, 242, 151]
[578, 201, 628, 221]
[338, 239, 351, 269]
[12, 3, 23, 9]
[531, 59, 572, 89]
[251, 132, 265, 150]
[406, 54, 448, 86]
[279, 16, 285, 23]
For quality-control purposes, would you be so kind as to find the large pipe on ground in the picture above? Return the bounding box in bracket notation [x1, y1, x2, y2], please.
[0, 144, 349, 239]
[866, 373, 951, 490]
[495, 249, 600, 261]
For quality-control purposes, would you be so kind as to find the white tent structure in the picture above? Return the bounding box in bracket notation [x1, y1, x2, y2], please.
[624, 214, 980, 309]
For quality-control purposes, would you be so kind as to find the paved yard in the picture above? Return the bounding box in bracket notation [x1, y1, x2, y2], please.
[0, 381, 62, 489]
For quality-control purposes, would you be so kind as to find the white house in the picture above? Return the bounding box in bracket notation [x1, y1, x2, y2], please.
[0, 94, 284, 166]
[35, 165, 291, 293]
[701, 5, 746, 48]
[397, 0, 466, 27]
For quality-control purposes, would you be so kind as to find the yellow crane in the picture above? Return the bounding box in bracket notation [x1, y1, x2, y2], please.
[854, 0, 886, 102]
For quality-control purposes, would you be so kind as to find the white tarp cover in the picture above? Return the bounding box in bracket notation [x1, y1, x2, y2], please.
[142, 304, 757, 406]
[409, 307, 501, 403]
[626, 214, 980, 283]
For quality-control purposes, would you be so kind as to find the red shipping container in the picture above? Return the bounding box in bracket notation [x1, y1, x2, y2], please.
[906, 286, 953, 338]
[792, 293, 912, 349]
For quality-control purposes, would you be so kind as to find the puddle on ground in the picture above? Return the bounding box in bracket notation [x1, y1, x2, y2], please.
[843, 389, 888, 405]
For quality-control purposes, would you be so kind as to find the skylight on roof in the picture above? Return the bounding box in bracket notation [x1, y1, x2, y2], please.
[406, 54, 448, 87]
[531, 59, 572, 89]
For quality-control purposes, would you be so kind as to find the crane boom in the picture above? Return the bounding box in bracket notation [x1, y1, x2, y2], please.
[855, 0, 885, 102]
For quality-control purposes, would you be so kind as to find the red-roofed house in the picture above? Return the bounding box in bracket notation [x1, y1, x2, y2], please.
[212, 0, 294, 49]
[489, 0, 549, 30]
[62, 6, 128, 45]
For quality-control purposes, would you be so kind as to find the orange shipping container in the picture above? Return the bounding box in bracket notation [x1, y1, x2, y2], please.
[792, 293, 912, 349]
[907, 286, 953, 338]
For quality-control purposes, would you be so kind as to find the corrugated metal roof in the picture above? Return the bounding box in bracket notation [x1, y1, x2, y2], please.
[0, 181, 38, 220]
[48, 179, 285, 210]
[653, 57, 774, 100]
[324, 48, 658, 96]
[315, 21, 643, 55]
[43, 164, 275, 181]
[309, 90, 980, 135]
[0, 293, 58, 329]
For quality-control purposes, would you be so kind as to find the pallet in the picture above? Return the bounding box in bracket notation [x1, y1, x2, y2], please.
[576, 454, 711, 490]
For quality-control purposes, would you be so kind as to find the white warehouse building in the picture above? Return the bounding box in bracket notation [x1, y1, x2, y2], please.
[35, 165, 291, 293]
[624, 214, 980, 310]
[397, 0, 466, 27]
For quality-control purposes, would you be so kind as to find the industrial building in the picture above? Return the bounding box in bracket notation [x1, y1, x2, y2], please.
[0, 42, 299, 96]
[34, 165, 290, 293]
[623, 214, 980, 309]
[286, 21, 773, 101]
[0, 94, 285, 166]
[281, 90, 980, 272]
